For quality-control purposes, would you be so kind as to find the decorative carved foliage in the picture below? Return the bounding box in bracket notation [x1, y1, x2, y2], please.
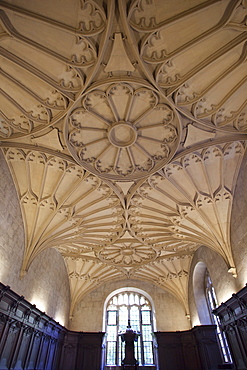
[137, 0, 237, 63]
[97, 238, 159, 266]
[4, 148, 125, 274]
[128, 0, 222, 32]
[0, 0, 106, 139]
[133, 255, 192, 313]
[78, 0, 107, 35]
[1, 0, 247, 318]
[64, 257, 125, 316]
[67, 82, 179, 180]
[128, 142, 245, 268]
[126, 0, 247, 131]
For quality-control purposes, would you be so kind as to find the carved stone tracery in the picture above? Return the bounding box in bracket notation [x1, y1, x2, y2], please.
[67, 83, 180, 180]
[0, 0, 246, 319]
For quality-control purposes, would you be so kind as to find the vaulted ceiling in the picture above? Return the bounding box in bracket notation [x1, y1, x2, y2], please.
[0, 0, 246, 318]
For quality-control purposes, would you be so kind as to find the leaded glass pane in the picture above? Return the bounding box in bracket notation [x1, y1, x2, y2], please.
[119, 305, 128, 332]
[107, 325, 117, 341]
[105, 291, 155, 366]
[118, 337, 125, 364]
[205, 270, 232, 363]
[140, 296, 145, 305]
[130, 305, 140, 331]
[141, 304, 150, 310]
[106, 341, 116, 365]
[118, 293, 124, 305]
[108, 310, 117, 325]
[141, 310, 150, 324]
[129, 293, 134, 305]
[142, 325, 152, 341]
[143, 341, 153, 364]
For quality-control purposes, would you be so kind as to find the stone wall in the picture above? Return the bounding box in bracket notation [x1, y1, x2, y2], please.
[0, 151, 25, 291]
[0, 151, 70, 327]
[231, 150, 247, 290]
[1, 145, 246, 339]
[188, 246, 238, 327]
[70, 279, 190, 332]
[188, 151, 247, 328]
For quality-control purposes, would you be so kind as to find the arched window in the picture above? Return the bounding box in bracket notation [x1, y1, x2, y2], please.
[204, 270, 232, 364]
[104, 290, 155, 367]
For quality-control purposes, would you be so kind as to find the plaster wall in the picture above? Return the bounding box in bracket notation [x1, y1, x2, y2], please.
[0, 150, 70, 327]
[70, 279, 191, 332]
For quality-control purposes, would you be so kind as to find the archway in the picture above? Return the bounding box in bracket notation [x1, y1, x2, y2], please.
[103, 287, 156, 368]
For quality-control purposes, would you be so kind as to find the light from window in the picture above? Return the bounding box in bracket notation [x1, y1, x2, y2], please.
[205, 270, 232, 363]
[105, 291, 155, 366]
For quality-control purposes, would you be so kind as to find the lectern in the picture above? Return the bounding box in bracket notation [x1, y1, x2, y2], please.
[120, 321, 140, 370]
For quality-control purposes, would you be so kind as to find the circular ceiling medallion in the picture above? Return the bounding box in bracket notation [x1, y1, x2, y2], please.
[108, 122, 137, 148]
[97, 239, 159, 267]
[66, 83, 180, 180]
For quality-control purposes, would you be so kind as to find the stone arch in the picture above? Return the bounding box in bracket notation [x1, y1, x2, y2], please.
[192, 261, 211, 325]
[102, 286, 157, 332]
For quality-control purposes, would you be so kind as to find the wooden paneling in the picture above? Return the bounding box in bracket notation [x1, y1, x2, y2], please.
[214, 285, 247, 370]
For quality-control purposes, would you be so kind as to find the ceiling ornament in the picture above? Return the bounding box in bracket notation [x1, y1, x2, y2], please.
[97, 233, 159, 267]
[66, 82, 180, 180]
[128, 141, 246, 273]
[133, 254, 192, 315]
[0, 0, 105, 140]
[77, 0, 106, 36]
[128, 0, 222, 32]
[64, 256, 125, 319]
[104, 33, 136, 75]
[1, 0, 247, 319]
[139, 0, 242, 64]
[3, 148, 125, 276]
[127, 0, 247, 132]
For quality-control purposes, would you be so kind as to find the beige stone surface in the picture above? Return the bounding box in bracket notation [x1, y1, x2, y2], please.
[0, 151, 70, 326]
[0, 0, 246, 327]
[188, 245, 238, 327]
[231, 150, 247, 290]
[70, 279, 190, 332]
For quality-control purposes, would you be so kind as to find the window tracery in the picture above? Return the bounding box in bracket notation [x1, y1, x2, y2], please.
[105, 291, 155, 366]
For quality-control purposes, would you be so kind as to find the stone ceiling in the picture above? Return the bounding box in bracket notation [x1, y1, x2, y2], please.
[0, 0, 246, 318]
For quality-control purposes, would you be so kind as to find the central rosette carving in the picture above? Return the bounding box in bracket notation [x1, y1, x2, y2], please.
[97, 240, 158, 266]
[108, 122, 137, 148]
[66, 83, 180, 180]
